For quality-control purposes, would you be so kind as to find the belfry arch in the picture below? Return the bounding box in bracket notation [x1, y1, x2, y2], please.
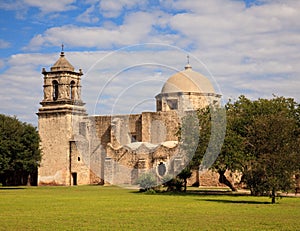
[70, 80, 76, 100]
[52, 80, 59, 100]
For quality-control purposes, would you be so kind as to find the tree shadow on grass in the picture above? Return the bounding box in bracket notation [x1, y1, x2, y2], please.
[197, 198, 271, 204]
[132, 189, 244, 197]
[0, 187, 25, 190]
[132, 188, 271, 204]
[132, 188, 242, 196]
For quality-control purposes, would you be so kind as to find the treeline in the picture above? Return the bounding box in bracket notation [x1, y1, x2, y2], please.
[0, 114, 41, 186]
[184, 95, 300, 203]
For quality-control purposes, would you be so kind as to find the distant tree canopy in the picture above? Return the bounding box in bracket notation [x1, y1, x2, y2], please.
[0, 114, 41, 186]
[179, 95, 300, 203]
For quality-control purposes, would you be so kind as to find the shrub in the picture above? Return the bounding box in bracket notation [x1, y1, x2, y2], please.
[136, 173, 157, 191]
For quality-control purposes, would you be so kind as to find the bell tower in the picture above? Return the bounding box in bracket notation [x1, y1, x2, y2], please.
[37, 49, 87, 185]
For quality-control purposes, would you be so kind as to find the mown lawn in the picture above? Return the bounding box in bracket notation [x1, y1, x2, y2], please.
[0, 186, 299, 230]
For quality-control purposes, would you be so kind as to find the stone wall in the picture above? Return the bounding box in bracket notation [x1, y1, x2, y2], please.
[38, 113, 74, 185]
[105, 142, 180, 185]
[70, 140, 91, 185]
[199, 170, 242, 188]
[90, 111, 179, 148]
[141, 111, 179, 143]
[156, 92, 221, 112]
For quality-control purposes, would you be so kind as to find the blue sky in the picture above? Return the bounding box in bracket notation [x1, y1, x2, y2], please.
[0, 0, 300, 125]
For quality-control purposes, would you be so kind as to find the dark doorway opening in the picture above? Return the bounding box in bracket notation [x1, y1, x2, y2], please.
[72, 172, 77, 185]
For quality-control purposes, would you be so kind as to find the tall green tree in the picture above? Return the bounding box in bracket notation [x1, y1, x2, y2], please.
[180, 95, 300, 201]
[244, 112, 299, 203]
[226, 96, 300, 203]
[0, 114, 41, 186]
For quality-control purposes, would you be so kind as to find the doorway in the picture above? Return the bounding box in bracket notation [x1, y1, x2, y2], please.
[72, 172, 77, 185]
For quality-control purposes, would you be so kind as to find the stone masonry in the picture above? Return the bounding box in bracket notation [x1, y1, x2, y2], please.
[37, 51, 223, 187]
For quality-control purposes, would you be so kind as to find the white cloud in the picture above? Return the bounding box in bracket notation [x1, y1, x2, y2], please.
[0, 0, 25, 11]
[0, 53, 49, 125]
[99, 0, 148, 18]
[163, 0, 300, 87]
[24, 11, 160, 50]
[0, 0, 77, 19]
[24, 0, 76, 13]
[2, 0, 300, 124]
[0, 0, 28, 19]
[0, 59, 4, 69]
[3, 35, 300, 126]
[0, 39, 10, 48]
[76, 5, 99, 23]
[163, 0, 245, 14]
[0, 48, 193, 125]
[99, 0, 123, 18]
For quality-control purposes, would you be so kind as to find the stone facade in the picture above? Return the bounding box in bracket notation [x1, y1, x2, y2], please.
[37, 52, 222, 187]
[37, 51, 87, 185]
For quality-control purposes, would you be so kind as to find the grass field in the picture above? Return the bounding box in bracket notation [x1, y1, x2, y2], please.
[0, 186, 300, 230]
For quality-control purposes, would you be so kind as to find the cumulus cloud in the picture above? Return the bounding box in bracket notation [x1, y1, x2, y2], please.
[1, 0, 300, 125]
[99, 0, 148, 18]
[162, 0, 245, 14]
[160, 0, 300, 101]
[0, 53, 51, 124]
[24, 11, 161, 50]
[0, 47, 193, 124]
[0, 0, 28, 19]
[24, 0, 76, 13]
[0, 0, 77, 19]
[76, 5, 99, 23]
[0, 59, 4, 69]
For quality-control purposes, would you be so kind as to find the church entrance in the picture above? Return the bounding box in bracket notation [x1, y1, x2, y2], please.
[72, 172, 77, 185]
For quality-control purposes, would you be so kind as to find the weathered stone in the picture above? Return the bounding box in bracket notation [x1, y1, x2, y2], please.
[37, 52, 222, 187]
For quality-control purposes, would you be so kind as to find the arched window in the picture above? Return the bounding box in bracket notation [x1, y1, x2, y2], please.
[52, 80, 58, 100]
[70, 81, 75, 100]
[157, 162, 166, 177]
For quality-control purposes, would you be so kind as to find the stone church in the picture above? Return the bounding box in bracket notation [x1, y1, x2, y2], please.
[37, 51, 221, 186]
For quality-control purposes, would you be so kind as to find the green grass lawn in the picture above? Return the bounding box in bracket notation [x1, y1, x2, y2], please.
[0, 186, 300, 230]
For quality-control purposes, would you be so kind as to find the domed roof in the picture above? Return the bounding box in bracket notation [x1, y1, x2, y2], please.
[161, 65, 215, 94]
[50, 52, 75, 72]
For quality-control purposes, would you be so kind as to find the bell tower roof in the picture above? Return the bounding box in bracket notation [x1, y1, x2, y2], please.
[38, 47, 86, 114]
[50, 51, 75, 72]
